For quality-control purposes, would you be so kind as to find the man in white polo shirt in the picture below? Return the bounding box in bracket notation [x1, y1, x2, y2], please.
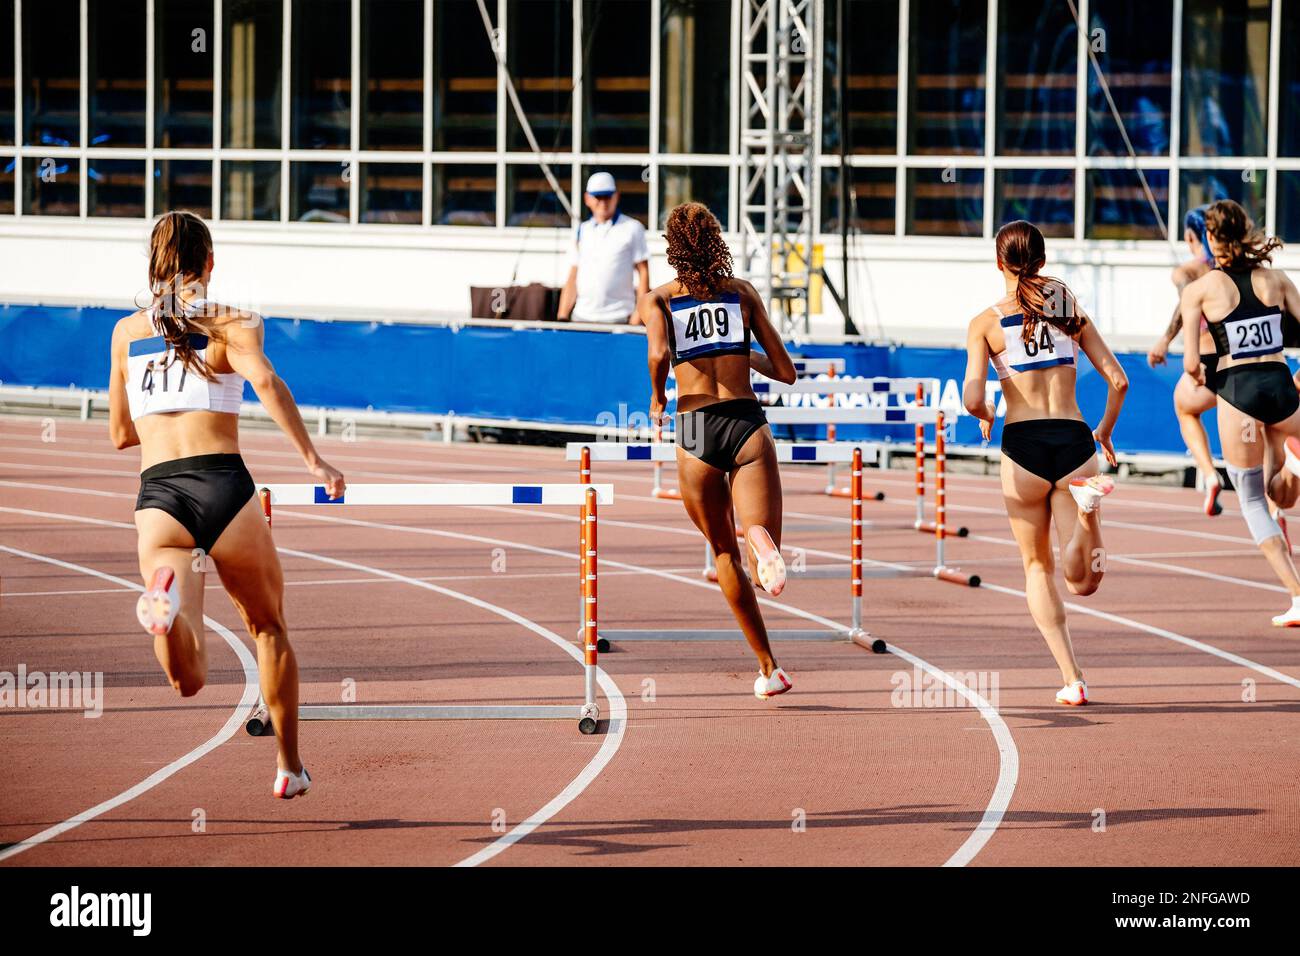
[558, 171, 650, 325]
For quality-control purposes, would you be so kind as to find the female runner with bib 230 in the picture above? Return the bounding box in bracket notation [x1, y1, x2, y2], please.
[964, 220, 1129, 706]
[641, 202, 798, 699]
[1179, 199, 1300, 626]
[108, 211, 346, 798]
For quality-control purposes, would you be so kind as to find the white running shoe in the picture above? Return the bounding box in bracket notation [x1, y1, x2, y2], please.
[747, 526, 787, 596]
[1285, 437, 1300, 479]
[754, 667, 793, 699]
[1069, 475, 1115, 514]
[274, 765, 311, 799]
[1271, 598, 1300, 627]
[1204, 479, 1223, 517]
[1055, 680, 1088, 706]
[136, 567, 180, 637]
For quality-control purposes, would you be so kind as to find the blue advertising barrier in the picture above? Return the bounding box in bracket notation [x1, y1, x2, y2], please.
[3, 302, 1286, 457]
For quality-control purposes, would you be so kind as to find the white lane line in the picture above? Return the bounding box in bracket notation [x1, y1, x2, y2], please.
[979, 581, 1300, 691]
[268, 507, 1018, 869]
[0, 538, 260, 864]
[0, 502, 629, 868]
[268, 545, 628, 869]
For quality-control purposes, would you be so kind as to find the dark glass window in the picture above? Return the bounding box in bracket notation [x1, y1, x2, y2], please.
[506, 0, 572, 151]
[433, 0, 497, 151]
[360, 162, 422, 223]
[994, 168, 1073, 238]
[906, 167, 983, 235]
[0, 1, 17, 145]
[820, 166, 896, 235]
[23, 0, 80, 146]
[223, 0, 282, 149]
[25, 158, 80, 214]
[908, 0, 985, 155]
[432, 163, 496, 226]
[1086, 0, 1173, 156]
[996, 0, 1076, 156]
[222, 160, 281, 220]
[89, 158, 146, 217]
[506, 164, 571, 227]
[291, 0, 350, 149]
[583, 0, 650, 152]
[822, 0, 899, 155]
[291, 161, 349, 221]
[1181, 0, 1270, 157]
[660, 0, 730, 155]
[154, 158, 212, 218]
[90, 0, 147, 148]
[0, 158, 13, 214]
[1277, 171, 1300, 242]
[1279, 0, 1300, 156]
[1179, 168, 1266, 229]
[659, 165, 729, 230]
[362, 0, 423, 150]
[155, 0, 215, 148]
[580, 165, 648, 227]
[1084, 168, 1169, 239]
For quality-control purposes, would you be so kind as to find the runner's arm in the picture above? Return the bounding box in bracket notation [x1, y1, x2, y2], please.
[742, 281, 796, 384]
[222, 316, 345, 497]
[108, 319, 140, 450]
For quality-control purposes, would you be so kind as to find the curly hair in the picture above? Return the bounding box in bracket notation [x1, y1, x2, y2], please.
[1204, 199, 1282, 271]
[664, 202, 733, 299]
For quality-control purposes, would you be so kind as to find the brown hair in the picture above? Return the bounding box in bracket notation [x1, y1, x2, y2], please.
[664, 202, 733, 299]
[147, 210, 218, 380]
[995, 219, 1087, 347]
[1204, 199, 1282, 271]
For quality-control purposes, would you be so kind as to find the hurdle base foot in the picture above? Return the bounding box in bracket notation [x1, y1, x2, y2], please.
[652, 488, 682, 501]
[916, 522, 969, 538]
[245, 707, 274, 737]
[578, 703, 600, 735]
[935, 566, 980, 587]
[828, 487, 884, 500]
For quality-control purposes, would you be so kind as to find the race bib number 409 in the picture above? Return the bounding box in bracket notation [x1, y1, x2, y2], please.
[669, 293, 745, 361]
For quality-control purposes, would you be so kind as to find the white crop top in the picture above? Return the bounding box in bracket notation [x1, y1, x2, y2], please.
[125, 301, 246, 420]
[989, 304, 1077, 381]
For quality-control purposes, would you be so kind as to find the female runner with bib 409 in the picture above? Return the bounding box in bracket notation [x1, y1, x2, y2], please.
[963, 220, 1129, 706]
[108, 211, 346, 798]
[641, 202, 798, 699]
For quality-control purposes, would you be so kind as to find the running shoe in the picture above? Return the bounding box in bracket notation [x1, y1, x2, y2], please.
[1204, 478, 1223, 517]
[1286, 437, 1300, 479]
[273, 765, 311, 799]
[754, 667, 793, 699]
[1069, 475, 1115, 514]
[747, 526, 787, 597]
[1271, 599, 1300, 627]
[1055, 680, 1088, 706]
[136, 567, 180, 637]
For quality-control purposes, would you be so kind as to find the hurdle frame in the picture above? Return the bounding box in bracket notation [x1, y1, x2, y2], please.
[245, 482, 610, 736]
[567, 441, 879, 643]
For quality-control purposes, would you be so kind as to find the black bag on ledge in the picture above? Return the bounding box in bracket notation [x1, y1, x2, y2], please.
[469, 283, 562, 323]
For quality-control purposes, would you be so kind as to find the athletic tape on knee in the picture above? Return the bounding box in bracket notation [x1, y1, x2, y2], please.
[1228, 466, 1282, 545]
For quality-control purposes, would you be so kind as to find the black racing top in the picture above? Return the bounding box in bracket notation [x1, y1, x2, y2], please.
[1208, 268, 1283, 359]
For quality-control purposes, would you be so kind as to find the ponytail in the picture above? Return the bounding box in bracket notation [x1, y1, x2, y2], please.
[995, 219, 1087, 346]
[147, 210, 219, 382]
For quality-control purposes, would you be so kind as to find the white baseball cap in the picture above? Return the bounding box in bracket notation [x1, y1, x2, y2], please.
[585, 171, 617, 197]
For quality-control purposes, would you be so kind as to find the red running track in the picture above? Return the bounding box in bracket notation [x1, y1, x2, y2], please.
[1, 416, 1298, 866]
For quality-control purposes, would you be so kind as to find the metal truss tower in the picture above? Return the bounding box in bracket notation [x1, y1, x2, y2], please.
[739, 0, 819, 338]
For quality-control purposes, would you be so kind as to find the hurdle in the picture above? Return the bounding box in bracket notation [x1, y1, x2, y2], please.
[752, 375, 935, 498]
[567, 441, 880, 643]
[245, 482, 613, 736]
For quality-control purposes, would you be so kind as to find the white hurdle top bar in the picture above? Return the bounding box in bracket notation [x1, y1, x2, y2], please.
[565, 441, 879, 464]
[751, 376, 934, 396]
[261, 483, 614, 507]
[788, 358, 845, 374]
[763, 406, 940, 425]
